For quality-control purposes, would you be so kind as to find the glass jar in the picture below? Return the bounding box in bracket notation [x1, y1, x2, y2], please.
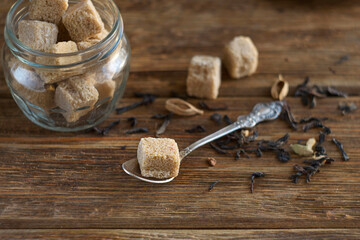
[2, 0, 130, 132]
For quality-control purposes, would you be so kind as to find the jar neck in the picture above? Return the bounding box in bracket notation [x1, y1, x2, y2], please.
[4, 0, 123, 69]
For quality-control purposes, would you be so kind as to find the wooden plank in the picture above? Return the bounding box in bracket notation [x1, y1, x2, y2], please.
[0, 97, 358, 229]
[0, 0, 359, 232]
[0, 229, 360, 240]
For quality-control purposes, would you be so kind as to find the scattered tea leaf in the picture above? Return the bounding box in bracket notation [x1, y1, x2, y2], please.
[210, 113, 222, 124]
[280, 101, 298, 130]
[338, 102, 357, 115]
[116, 93, 156, 114]
[251, 172, 265, 193]
[125, 127, 149, 134]
[185, 125, 206, 133]
[332, 138, 349, 161]
[210, 143, 229, 155]
[235, 149, 250, 160]
[223, 115, 233, 124]
[208, 180, 220, 191]
[170, 90, 188, 100]
[335, 55, 349, 65]
[127, 117, 137, 127]
[156, 114, 172, 136]
[92, 120, 120, 136]
[199, 101, 228, 111]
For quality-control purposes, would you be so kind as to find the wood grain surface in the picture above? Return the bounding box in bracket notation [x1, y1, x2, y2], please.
[0, 0, 360, 239]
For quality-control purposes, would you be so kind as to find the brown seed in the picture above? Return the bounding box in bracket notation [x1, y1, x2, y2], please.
[207, 157, 217, 167]
[271, 74, 289, 101]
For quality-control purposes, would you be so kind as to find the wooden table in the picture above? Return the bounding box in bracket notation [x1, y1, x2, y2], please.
[1, 0, 360, 239]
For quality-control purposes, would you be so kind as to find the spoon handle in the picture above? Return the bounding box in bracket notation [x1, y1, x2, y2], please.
[179, 101, 283, 159]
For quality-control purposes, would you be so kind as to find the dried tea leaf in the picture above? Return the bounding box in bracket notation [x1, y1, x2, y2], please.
[165, 98, 204, 116]
[271, 74, 289, 101]
[339, 102, 357, 115]
[290, 144, 313, 156]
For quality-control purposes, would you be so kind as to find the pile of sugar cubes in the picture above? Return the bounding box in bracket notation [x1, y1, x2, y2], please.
[13, 0, 118, 122]
[186, 36, 258, 99]
[137, 36, 259, 179]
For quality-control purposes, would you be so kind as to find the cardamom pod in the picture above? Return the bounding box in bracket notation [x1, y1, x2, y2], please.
[165, 98, 204, 116]
[271, 74, 289, 101]
[306, 138, 316, 150]
[290, 143, 313, 156]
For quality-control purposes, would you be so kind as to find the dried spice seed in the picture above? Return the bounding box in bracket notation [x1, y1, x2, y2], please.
[116, 93, 156, 114]
[166, 98, 204, 116]
[210, 113, 222, 124]
[332, 138, 349, 161]
[271, 74, 289, 101]
[207, 157, 217, 167]
[185, 125, 206, 133]
[339, 102, 357, 115]
[199, 101, 228, 111]
[156, 114, 172, 136]
[210, 143, 229, 155]
[208, 180, 220, 191]
[251, 172, 265, 193]
[127, 117, 137, 127]
[125, 127, 149, 134]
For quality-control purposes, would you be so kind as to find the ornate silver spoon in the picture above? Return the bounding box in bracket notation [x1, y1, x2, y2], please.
[122, 101, 284, 183]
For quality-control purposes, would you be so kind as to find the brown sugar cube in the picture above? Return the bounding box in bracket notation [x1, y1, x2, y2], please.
[95, 80, 116, 101]
[77, 29, 109, 50]
[137, 137, 181, 179]
[9, 59, 55, 111]
[17, 20, 58, 51]
[62, 0, 104, 42]
[29, 0, 69, 24]
[55, 75, 99, 122]
[223, 36, 258, 79]
[36, 41, 80, 84]
[186, 55, 221, 100]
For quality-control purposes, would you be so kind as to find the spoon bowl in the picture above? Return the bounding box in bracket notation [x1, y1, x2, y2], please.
[122, 101, 284, 183]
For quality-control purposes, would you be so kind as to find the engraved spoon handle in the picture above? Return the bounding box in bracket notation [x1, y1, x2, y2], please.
[179, 101, 283, 159]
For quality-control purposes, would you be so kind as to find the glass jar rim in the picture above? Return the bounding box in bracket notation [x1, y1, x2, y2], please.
[5, 0, 123, 59]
